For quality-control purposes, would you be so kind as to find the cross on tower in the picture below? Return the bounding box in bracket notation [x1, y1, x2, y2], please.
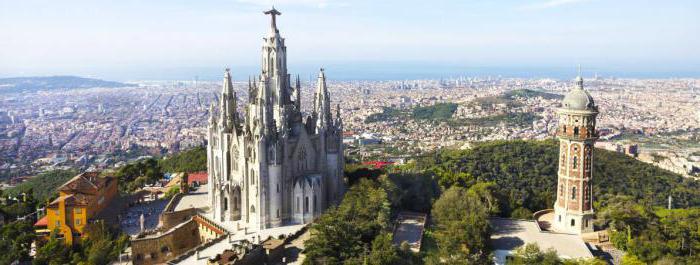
[264, 7, 282, 31]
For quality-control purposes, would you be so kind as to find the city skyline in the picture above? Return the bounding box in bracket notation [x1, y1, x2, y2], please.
[1, 0, 699, 80]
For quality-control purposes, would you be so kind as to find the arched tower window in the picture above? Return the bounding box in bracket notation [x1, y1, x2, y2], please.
[304, 196, 309, 214]
[571, 186, 577, 200]
[574, 127, 579, 137]
[573, 156, 578, 169]
[250, 205, 255, 213]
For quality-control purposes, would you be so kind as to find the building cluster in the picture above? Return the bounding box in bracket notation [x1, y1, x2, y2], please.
[34, 171, 119, 245]
[0, 83, 215, 180]
[2, 66, 698, 182]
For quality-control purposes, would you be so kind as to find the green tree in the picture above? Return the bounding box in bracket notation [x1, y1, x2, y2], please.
[467, 182, 502, 216]
[509, 243, 561, 265]
[620, 254, 645, 265]
[33, 234, 72, 265]
[417, 140, 700, 217]
[382, 173, 440, 213]
[510, 207, 534, 220]
[367, 233, 402, 265]
[159, 146, 208, 173]
[0, 220, 36, 264]
[597, 195, 655, 235]
[431, 186, 491, 264]
[303, 207, 363, 265]
[304, 179, 392, 264]
[6, 169, 76, 203]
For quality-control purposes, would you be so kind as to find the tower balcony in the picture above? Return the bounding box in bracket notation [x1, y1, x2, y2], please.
[557, 126, 598, 140]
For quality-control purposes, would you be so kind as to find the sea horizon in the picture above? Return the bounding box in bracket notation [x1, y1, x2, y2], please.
[3, 62, 699, 82]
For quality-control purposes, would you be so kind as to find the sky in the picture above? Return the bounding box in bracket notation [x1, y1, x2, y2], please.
[1, 0, 699, 80]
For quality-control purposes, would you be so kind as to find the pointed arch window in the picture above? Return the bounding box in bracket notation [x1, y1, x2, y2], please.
[299, 147, 307, 172]
[232, 145, 239, 171]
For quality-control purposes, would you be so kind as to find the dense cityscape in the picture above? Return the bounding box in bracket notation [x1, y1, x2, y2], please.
[2, 77, 699, 182]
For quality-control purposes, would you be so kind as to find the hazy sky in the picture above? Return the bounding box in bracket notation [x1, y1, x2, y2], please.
[1, 0, 699, 80]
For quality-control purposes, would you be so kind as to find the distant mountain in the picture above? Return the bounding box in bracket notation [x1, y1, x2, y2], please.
[0, 76, 132, 93]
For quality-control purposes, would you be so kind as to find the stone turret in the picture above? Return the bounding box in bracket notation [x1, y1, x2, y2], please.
[314, 69, 332, 133]
[553, 71, 599, 234]
[220, 69, 238, 131]
[294, 74, 301, 111]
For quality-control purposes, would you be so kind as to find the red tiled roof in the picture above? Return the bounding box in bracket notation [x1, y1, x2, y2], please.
[34, 216, 48, 227]
[58, 171, 114, 195]
[47, 193, 92, 209]
[362, 161, 395, 169]
[187, 172, 208, 185]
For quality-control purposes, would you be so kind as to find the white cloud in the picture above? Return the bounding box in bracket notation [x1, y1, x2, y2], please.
[522, 0, 591, 10]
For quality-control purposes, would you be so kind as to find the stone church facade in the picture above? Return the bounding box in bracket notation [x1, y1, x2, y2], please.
[207, 8, 345, 230]
[553, 74, 598, 234]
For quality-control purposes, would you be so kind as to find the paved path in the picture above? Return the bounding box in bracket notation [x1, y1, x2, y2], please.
[175, 223, 306, 264]
[120, 198, 168, 236]
[175, 185, 209, 211]
[392, 212, 427, 252]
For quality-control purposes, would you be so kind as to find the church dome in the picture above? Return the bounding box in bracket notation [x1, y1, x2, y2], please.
[562, 76, 595, 110]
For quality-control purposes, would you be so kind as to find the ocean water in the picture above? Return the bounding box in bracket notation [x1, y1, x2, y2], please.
[5, 62, 698, 82]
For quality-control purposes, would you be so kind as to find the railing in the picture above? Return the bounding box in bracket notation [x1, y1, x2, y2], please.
[192, 214, 228, 235]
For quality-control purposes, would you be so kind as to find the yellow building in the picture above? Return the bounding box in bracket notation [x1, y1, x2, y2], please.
[34, 172, 118, 245]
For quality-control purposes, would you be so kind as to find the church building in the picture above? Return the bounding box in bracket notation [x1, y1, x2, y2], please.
[206, 8, 345, 230]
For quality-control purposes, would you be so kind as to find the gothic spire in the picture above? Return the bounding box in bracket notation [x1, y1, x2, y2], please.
[294, 74, 301, 110]
[209, 103, 216, 125]
[314, 68, 332, 132]
[223, 68, 234, 96]
[220, 68, 238, 129]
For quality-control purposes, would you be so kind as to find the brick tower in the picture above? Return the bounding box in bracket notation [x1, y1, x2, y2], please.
[553, 74, 598, 234]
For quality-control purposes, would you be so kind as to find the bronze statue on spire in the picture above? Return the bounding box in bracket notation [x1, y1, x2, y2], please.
[264, 7, 281, 31]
